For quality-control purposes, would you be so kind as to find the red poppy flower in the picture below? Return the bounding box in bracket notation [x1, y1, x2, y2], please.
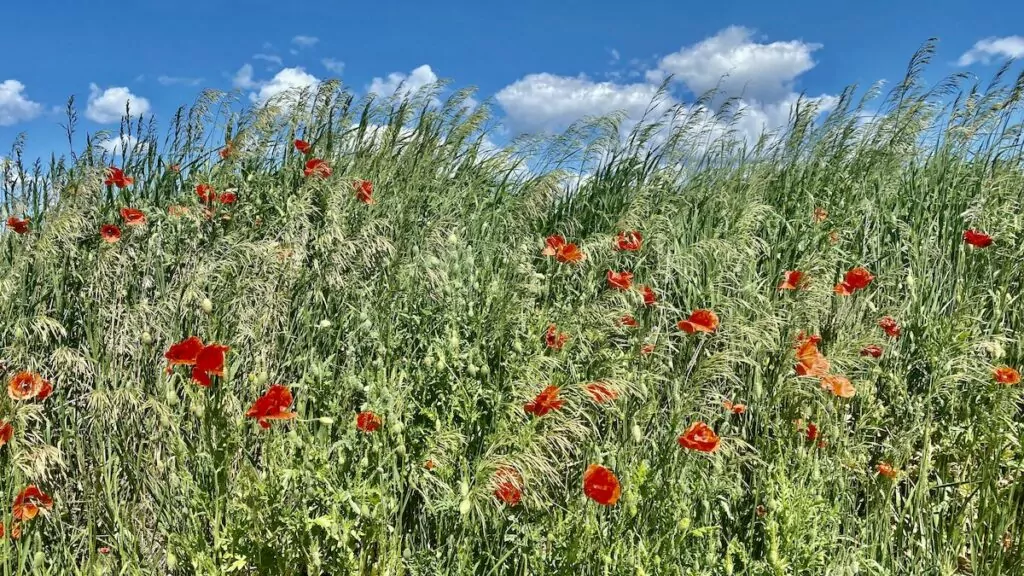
[524, 385, 564, 417]
[1, 522, 21, 540]
[619, 314, 638, 327]
[794, 335, 830, 377]
[191, 343, 230, 387]
[219, 143, 233, 159]
[860, 344, 883, 358]
[678, 421, 721, 452]
[555, 242, 585, 263]
[169, 164, 181, 173]
[582, 464, 620, 506]
[844, 267, 874, 290]
[640, 285, 657, 306]
[833, 282, 853, 295]
[876, 462, 897, 479]
[100, 224, 121, 243]
[12, 485, 52, 520]
[304, 158, 332, 179]
[36, 379, 52, 401]
[104, 167, 134, 188]
[813, 207, 828, 223]
[993, 366, 1021, 385]
[829, 230, 840, 245]
[493, 467, 522, 506]
[722, 401, 747, 415]
[677, 309, 719, 334]
[120, 207, 146, 227]
[821, 374, 855, 398]
[585, 381, 618, 403]
[0, 421, 12, 448]
[544, 324, 569, 350]
[640, 343, 655, 356]
[7, 371, 45, 401]
[607, 270, 633, 290]
[963, 229, 993, 248]
[424, 459, 437, 470]
[878, 316, 901, 338]
[168, 205, 188, 217]
[614, 230, 643, 251]
[355, 179, 374, 204]
[541, 234, 566, 257]
[294, 139, 311, 153]
[219, 191, 237, 205]
[196, 184, 217, 203]
[164, 336, 204, 370]
[778, 270, 805, 291]
[245, 385, 297, 429]
[99, 547, 111, 555]
[356, 411, 382, 432]
[6, 216, 29, 234]
[804, 421, 819, 442]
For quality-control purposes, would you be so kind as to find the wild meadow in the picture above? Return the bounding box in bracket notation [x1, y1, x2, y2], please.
[1, 41, 1023, 575]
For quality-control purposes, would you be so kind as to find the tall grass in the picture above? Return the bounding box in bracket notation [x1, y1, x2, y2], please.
[1, 41, 1023, 575]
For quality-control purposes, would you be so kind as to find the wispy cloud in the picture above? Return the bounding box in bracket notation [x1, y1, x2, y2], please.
[157, 75, 204, 87]
[253, 53, 283, 67]
[292, 35, 319, 48]
[957, 36, 1024, 66]
[322, 58, 345, 74]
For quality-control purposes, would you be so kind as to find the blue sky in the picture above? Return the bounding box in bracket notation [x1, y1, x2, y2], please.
[1, 0, 1023, 163]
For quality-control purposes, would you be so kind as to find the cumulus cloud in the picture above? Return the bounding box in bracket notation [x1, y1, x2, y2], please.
[0, 79, 44, 126]
[322, 58, 345, 74]
[957, 36, 1024, 66]
[157, 75, 203, 87]
[250, 67, 320, 105]
[233, 64, 259, 90]
[495, 73, 667, 133]
[368, 65, 439, 99]
[292, 35, 319, 48]
[98, 134, 149, 156]
[647, 26, 821, 103]
[85, 84, 151, 123]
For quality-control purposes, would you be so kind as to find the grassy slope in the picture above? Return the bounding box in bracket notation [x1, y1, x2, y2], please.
[1, 42, 1024, 575]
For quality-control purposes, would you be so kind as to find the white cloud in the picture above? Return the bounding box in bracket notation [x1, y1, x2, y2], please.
[98, 134, 149, 156]
[322, 58, 345, 74]
[494, 73, 667, 133]
[647, 26, 821, 102]
[0, 79, 44, 126]
[292, 35, 319, 48]
[157, 75, 203, 87]
[250, 67, 320, 105]
[233, 64, 259, 90]
[368, 64, 439, 99]
[85, 84, 151, 123]
[957, 36, 1024, 66]
[253, 53, 283, 67]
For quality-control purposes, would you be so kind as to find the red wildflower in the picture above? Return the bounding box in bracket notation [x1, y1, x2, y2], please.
[6, 216, 29, 234]
[619, 314, 638, 327]
[36, 380, 52, 401]
[100, 224, 121, 243]
[860, 344, 883, 358]
[493, 467, 522, 506]
[614, 230, 643, 251]
[584, 381, 618, 403]
[640, 343, 655, 355]
[164, 336, 204, 370]
[294, 139, 311, 153]
[245, 385, 297, 429]
[813, 207, 828, 223]
[196, 184, 217, 203]
[424, 459, 436, 470]
[191, 343, 230, 387]
[778, 270, 805, 290]
[168, 205, 188, 217]
[104, 167, 134, 188]
[356, 411, 382, 432]
[722, 401, 747, 415]
[794, 334, 830, 377]
[219, 143, 233, 159]
[805, 422, 819, 442]
[878, 316, 901, 338]
[12, 485, 52, 521]
[582, 464, 621, 506]
[678, 421, 721, 453]
[99, 547, 111, 555]
[120, 207, 146, 227]
[169, 164, 180, 173]
[876, 462, 897, 479]
[355, 179, 374, 204]
[841, 267, 874, 292]
[677, 309, 719, 334]
[993, 366, 1021, 385]
[219, 191, 237, 204]
[541, 234, 566, 257]
[524, 385, 564, 417]
[555, 242, 585, 263]
[0, 421, 12, 448]
[640, 285, 657, 306]
[607, 270, 633, 290]
[963, 229, 993, 248]
[304, 158, 332, 179]
[7, 372, 45, 401]
[544, 324, 569, 350]
[821, 374, 855, 398]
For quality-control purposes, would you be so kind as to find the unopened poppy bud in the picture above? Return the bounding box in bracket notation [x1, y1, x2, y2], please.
[479, 364, 490, 376]
[468, 364, 479, 376]
[318, 417, 335, 425]
[392, 421, 404, 434]
[632, 423, 644, 443]
[201, 298, 213, 313]
[459, 499, 472, 516]
[318, 319, 332, 329]
[403, 547, 412, 560]
[459, 480, 470, 497]
[142, 331, 153, 344]
[360, 320, 372, 331]
[166, 550, 178, 570]
[447, 232, 459, 245]
[33, 551, 45, 570]
[256, 372, 268, 385]
[14, 327, 23, 339]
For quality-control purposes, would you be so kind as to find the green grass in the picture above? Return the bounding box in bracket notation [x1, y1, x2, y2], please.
[1, 40, 1024, 575]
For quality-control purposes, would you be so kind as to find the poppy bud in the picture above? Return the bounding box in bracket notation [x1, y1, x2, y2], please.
[479, 364, 490, 375]
[166, 550, 178, 570]
[396, 443, 406, 457]
[318, 319, 332, 329]
[459, 499, 472, 516]
[142, 331, 153, 344]
[459, 480, 470, 497]
[468, 364, 479, 376]
[392, 421, 404, 434]
[403, 548, 412, 560]
[360, 320, 372, 331]
[14, 327, 23, 339]
[447, 232, 459, 245]
[201, 298, 213, 313]
[318, 417, 335, 425]
[33, 551, 45, 570]
[632, 423, 644, 443]
[256, 372, 268, 385]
